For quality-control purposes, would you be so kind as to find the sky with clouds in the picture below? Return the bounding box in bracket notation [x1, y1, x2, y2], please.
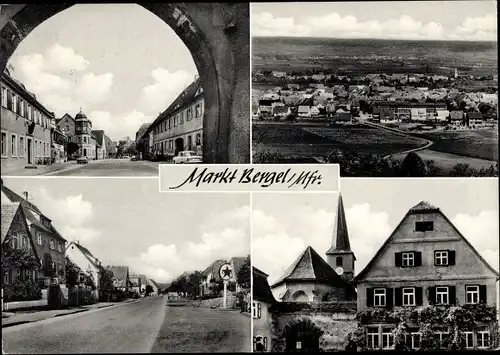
[253, 178, 499, 285]
[251, 1, 497, 41]
[6, 4, 198, 141]
[2, 177, 249, 283]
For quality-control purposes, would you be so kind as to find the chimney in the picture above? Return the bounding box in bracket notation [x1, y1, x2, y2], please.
[23, 191, 29, 201]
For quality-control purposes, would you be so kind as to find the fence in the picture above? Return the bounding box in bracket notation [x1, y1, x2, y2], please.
[68, 286, 96, 307]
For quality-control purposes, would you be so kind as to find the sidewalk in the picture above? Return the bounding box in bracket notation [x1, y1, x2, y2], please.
[4, 161, 82, 177]
[1, 302, 116, 328]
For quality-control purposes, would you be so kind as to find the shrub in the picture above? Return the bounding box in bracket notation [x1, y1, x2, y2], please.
[4, 279, 42, 302]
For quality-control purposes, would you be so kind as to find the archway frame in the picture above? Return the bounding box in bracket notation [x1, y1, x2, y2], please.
[0, 3, 250, 163]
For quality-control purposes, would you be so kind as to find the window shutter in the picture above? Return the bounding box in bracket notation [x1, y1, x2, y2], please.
[367, 288, 374, 307]
[448, 250, 455, 266]
[415, 287, 423, 306]
[449, 286, 456, 305]
[428, 286, 436, 305]
[414, 252, 422, 267]
[479, 285, 487, 304]
[395, 252, 402, 267]
[394, 287, 403, 306]
[386, 288, 393, 308]
[264, 337, 268, 351]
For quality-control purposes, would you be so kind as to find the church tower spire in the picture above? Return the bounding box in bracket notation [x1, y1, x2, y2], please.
[326, 194, 356, 282]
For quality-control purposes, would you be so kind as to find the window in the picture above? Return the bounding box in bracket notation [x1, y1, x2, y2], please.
[49, 239, 55, 250]
[179, 112, 184, 124]
[174, 116, 177, 127]
[253, 335, 268, 352]
[436, 286, 449, 305]
[195, 103, 202, 117]
[415, 221, 434, 232]
[252, 302, 262, 319]
[12, 93, 17, 113]
[477, 328, 490, 349]
[58, 243, 62, 252]
[1, 86, 6, 107]
[1, 131, 7, 157]
[196, 133, 201, 146]
[402, 287, 416, 306]
[10, 233, 18, 249]
[374, 288, 386, 306]
[402, 252, 414, 267]
[37, 233, 42, 245]
[22, 235, 28, 248]
[11, 134, 17, 157]
[435, 251, 448, 266]
[466, 285, 480, 304]
[382, 330, 395, 350]
[19, 98, 25, 116]
[435, 331, 450, 349]
[464, 331, 474, 349]
[187, 108, 192, 120]
[367, 328, 379, 349]
[19, 136, 25, 157]
[51, 262, 56, 271]
[406, 332, 421, 349]
[336, 256, 343, 267]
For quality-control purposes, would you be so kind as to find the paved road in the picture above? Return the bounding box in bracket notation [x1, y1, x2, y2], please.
[49, 159, 162, 176]
[151, 305, 251, 353]
[2, 297, 165, 354]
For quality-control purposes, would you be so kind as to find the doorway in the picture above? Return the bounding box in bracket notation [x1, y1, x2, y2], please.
[285, 320, 323, 353]
[27, 138, 32, 164]
[175, 138, 184, 156]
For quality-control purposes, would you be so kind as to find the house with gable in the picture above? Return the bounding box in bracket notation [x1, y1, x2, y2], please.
[66, 241, 103, 299]
[253, 266, 277, 353]
[109, 265, 130, 293]
[354, 201, 499, 351]
[2, 202, 41, 287]
[1, 182, 67, 285]
[200, 259, 229, 296]
[267, 195, 358, 352]
[91, 130, 106, 160]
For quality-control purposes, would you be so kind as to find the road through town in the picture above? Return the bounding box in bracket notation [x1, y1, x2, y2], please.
[2, 297, 165, 354]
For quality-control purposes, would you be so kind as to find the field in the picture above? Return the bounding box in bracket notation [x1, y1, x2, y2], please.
[411, 129, 498, 162]
[252, 122, 427, 161]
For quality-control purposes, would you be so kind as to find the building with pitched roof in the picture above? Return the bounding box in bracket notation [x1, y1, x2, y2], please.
[253, 267, 277, 352]
[1, 181, 67, 285]
[143, 78, 204, 159]
[2, 202, 41, 287]
[1, 68, 54, 173]
[109, 266, 130, 292]
[91, 130, 106, 159]
[354, 201, 499, 351]
[66, 241, 104, 299]
[266, 195, 358, 352]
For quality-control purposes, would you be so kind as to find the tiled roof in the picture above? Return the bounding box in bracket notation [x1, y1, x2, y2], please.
[253, 267, 276, 304]
[271, 246, 347, 288]
[450, 111, 464, 120]
[201, 259, 228, 281]
[109, 266, 129, 287]
[468, 112, 483, 119]
[408, 201, 440, 213]
[273, 106, 289, 114]
[71, 242, 101, 269]
[1, 184, 43, 215]
[1, 203, 20, 244]
[91, 130, 105, 146]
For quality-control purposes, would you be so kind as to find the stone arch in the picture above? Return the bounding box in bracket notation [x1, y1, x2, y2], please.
[291, 290, 309, 302]
[285, 318, 324, 352]
[0, 3, 249, 163]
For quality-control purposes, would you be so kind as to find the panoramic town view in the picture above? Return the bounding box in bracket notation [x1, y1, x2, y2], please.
[252, 179, 499, 351]
[1, 3, 250, 177]
[1, 178, 251, 353]
[251, 1, 498, 177]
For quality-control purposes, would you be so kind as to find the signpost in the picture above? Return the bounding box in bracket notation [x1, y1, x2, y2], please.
[219, 263, 233, 309]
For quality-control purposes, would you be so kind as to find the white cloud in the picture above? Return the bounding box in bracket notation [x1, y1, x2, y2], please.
[35, 188, 100, 244]
[252, 202, 392, 284]
[452, 210, 499, 272]
[138, 68, 195, 116]
[11, 43, 114, 117]
[128, 205, 250, 283]
[89, 110, 151, 140]
[252, 12, 495, 41]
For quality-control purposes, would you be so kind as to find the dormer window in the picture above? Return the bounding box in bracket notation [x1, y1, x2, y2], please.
[415, 221, 433, 232]
[195, 87, 203, 96]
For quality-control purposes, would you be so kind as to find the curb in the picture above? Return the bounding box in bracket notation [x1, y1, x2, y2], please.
[1, 320, 32, 328]
[53, 309, 89, 318]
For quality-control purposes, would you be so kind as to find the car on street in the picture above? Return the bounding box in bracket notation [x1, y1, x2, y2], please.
[77, 157, 89, 164]
[173, 151, 202, 164]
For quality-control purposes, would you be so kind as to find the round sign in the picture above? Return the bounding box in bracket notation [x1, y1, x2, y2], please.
[219, 263, 233, 280]
[335, 267, 344, 276]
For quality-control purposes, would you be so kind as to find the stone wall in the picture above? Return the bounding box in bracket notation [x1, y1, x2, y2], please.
[270, 302, 357, 352]
[195, 295, 237, 309]
[3, 299, 48, 311]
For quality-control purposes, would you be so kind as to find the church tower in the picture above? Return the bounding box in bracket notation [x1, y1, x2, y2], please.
[75, 109, 93, 159]
[326, 194, 356, 282]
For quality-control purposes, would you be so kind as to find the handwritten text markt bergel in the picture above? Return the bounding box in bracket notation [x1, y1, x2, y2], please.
[169, 167, 323, 190]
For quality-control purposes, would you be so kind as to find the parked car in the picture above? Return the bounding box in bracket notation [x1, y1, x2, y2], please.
[173, 151, 202, 164]
[77, 157, 89, 164]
